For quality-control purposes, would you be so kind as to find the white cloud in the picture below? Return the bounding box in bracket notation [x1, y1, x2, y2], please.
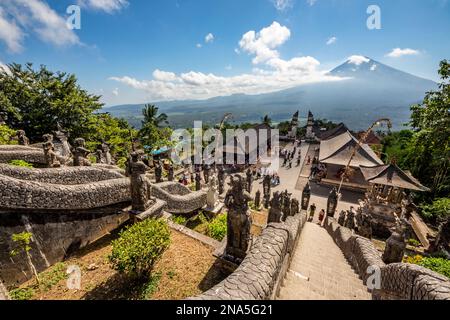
[77, 0, 129, 14]
[326, 36, 337, 45]
[153, 69, 177, 82]
[110, 22, 344, 101]
[0, 0, 80, 51]
[0, 61, 12, 75]
[272, 0, 293, 11]
[347, 55, 370, 65]
[307, 0, 317, 6]
[196, 43, 202, 48]
[239, 21, 291, 64]
[234, 48, 240, 54]
[225, 65, 232, 70]
[112, 88, 119, 96]
[386, 48, 420, 58]
[0, 7, 23, 53]
[370, 64, 377, 71]
[205, 33, 214, 43]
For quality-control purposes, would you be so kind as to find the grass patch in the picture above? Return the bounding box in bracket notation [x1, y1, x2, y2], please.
[140, 272, 162, 299]
[404, 255, 450, 278]
[9, 287, 35, 301]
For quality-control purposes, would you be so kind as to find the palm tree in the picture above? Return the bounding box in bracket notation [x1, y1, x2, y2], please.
[262, 114, 272, 127]
[141, 104, 168, 128]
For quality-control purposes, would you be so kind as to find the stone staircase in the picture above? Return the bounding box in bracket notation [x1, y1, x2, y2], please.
[278, 222, 371, 300]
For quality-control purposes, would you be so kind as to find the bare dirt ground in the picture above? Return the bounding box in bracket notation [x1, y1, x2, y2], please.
[18, 229, 226, 300]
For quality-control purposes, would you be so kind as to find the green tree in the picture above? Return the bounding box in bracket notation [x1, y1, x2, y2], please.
[0, 63, 102, 141]
[139, 105, 172, 151]
[0, 124, 17, 144]
[408, 60, 450, 198]
[262, 115, 272, 127]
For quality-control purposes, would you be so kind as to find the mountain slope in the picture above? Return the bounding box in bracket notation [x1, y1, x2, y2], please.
[106, 57, 437, 130]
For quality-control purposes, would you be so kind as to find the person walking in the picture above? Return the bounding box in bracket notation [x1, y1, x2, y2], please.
[308, 203, 317, 222]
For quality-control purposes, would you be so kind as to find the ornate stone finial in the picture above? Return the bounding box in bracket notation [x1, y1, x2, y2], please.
[254, 190, 261, 209]
[327, 187, 339, 217]
[72, 138, 91, 167]
[195, 172, 202, 191]
[290, 198, 300, 216]
[301, 182, 311, 210]
[168, 164, 174, 182]
[206, 173, 219, 209]
[245, 168, 253, 193]
[154, 161, 163, 183]
[217, 165, 225, 195]
[224, 175, 253, 261]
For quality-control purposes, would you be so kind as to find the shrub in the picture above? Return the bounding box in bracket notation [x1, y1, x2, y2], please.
[0, 125, 17, 145]
[109, 219, 170, 278]
[404, 255, 450, 278]
[171, 215, 187, 225]
[420, 198, 450, 220]
[407, 239, 421, 247]
[9, 287, 35, 300]
[8, 160, 33, 168]
[140, 272, 162, 299]
[208, 214, 227, 241]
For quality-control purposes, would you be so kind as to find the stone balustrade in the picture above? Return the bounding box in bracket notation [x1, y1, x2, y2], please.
[324, 218, 450, 300]
[191, 212, 307, 300]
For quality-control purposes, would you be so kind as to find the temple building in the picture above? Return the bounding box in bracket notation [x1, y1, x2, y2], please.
[359, 163, 431, 242]
[318, 131, 384, 191]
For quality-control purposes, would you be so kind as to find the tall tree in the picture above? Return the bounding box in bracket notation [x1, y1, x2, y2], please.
[408, 60, 450, 198]
[141, 104, 168, 128]
[262, 115, 272, 127]
[139, 104, 172, 151]
[0, 63, 102, 141]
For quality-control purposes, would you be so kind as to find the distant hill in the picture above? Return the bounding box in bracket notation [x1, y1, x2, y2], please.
[106, 57, 437, 131]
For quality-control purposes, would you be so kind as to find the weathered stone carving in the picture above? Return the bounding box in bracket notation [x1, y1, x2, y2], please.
[206, 173, 218, 209]
[101, 141, 113, 165]
[218, 165, 225, 195]
[54, 123, 72, 159]
[301, 182, 311, 210]
[281, 190, 291, 220]
[154, 162, 163, 183]
[224, 175, 253, 261]
[130, 152, 155, 212]
[254, 190, 261, 209]
[338, 210, 346, 226]
[245, 168, 253, 193]
[263, 175, 271, 209]
[203, 164, 210, 184]
[72, 138, 91, 167]
[344, 207, 356, 230]
[16, 130, 29, 146]
[42, 134, 61, 168]
[168, 164, 174, 182]
[195, 172, 202, 191]
[382, 219, 407, 264]
[290, 198, 300, 216]
[268, 192, 283, 223]
[356, 211, 373, 239]
[327, 187, 339, 217]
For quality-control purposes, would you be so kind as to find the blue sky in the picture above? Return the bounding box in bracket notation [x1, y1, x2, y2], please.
[0, 0, 449, 106]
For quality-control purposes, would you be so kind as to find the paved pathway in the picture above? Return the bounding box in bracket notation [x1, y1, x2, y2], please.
[278, 222, 371, 300]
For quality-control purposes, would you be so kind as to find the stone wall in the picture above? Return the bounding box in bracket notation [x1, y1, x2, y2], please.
[324, 218, 450, 300]
[191, 212, 307, 300]
[0, 146, 46, 165]
[0, 164, 124, 185]
[0, 174, 131, 210]
[0, 206, 129, 287]
[151, 182, 207, 214]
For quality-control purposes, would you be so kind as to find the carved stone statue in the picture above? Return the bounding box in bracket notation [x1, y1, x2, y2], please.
[16, 130, 29, 146]
[206, 174, 219, 209]
[42, 134, 61, 168]
[254, 190, 261, 209]
[203, 164, 210, 184]
[263, 175, 271, 208]
[101, 141, 113, 165]
[130, 152, 155, 212]
[54, 123, 72, 159]
[195, 172, 202, 191]
[168, 164, 174, 182]
[154, 162, 163, 183]
[290, 198, 300, 216]
[344, 207, 356, 230]
[245, 168, 253, 193]
[218, 165, 225, 195]
[72, 138, 91, 166]
[224, 175, 253, 261]
[356, 211, 373, 239]
[281, 190, 292, 220]
[382, 217, 407, 264]
[338, 210, 346, 226]
[268, 192, 283, 223]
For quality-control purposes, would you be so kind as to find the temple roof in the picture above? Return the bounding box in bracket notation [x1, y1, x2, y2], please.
[319, 131, 384, 167]
[360, 164, 430, 192]
[319, 123, 349, 141]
